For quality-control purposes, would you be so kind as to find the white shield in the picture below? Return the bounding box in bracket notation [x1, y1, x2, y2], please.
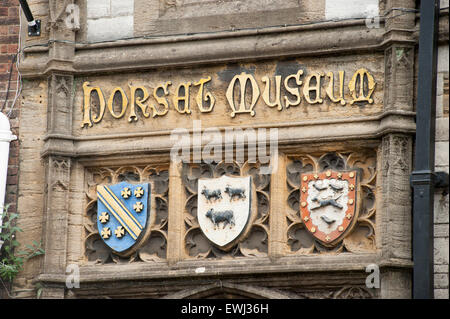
[198, 175, 252, 248]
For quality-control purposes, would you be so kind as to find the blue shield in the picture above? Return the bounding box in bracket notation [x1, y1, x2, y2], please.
[96, 182, 150, 253]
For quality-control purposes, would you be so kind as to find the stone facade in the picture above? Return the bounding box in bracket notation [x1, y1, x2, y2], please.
[0, 0, 448, 299]
[434, 41, 449, 299]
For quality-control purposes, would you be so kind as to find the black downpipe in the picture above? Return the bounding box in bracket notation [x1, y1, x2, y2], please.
[411, 0, 440, 299]
[18, 0, 41, 36]
[18, 0, 34, 22]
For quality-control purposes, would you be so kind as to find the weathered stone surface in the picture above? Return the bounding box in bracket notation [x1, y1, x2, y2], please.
[434, 273, 449, 289]
[435, 288, 449, 299]
[325, 0, 378, 20]
[111, 0, 134, 16]
[438, 45, 449, 73]
[435, 141, 449, 166]
[434, 192, 449, 224]
[87, 0, 111, 19]
[10, 0, 430, 300]
[87, 16, 134, 42]
[434, 224, 449, 238]
[434, 237, 450, 265]
[436, 117, 449, 141]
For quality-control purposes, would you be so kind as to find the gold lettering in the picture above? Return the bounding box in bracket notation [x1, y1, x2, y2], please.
[152, 82, 171, 117]
[325, 71, 346, 106]
[303, 72, 324, 104]
[107, 87, 128, 119]
[226, 72, 259, 117]
[283, 70, 304, 108]
[348, 68, 376, 104]
[81, 81, 106, 127]
[194, 77, 216, 113]
[173, 82, 192, 114]
[262, 75, 283, 111]
[128, 85, 150, 122]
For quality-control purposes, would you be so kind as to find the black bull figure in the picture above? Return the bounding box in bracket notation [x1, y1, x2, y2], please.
[224, 185, 246, 201]
[205, 208, 235, 229]
[201, 188, 222, 202]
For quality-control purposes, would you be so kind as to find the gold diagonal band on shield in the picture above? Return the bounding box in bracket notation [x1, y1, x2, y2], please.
[97, 185, 142, 240]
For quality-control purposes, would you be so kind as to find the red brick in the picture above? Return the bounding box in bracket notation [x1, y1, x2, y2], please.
[4, 1, 19, 6]
[7, 43, 17, 53]
[7, 166, 18, 176]
[0, 64, 8, 73]
[6, 174, 18, 185]
[5, 193, 16, 204]
[8, 145, 19, 157]
[8, 25, 19, 35]
[8, 7, 18, 17]
[0, 17, 19, 25]
[1, 0, 20, 219]
[0, 7, 9, 17]
[0, 35, 18, 43]
[7, 156, 18, 166]
[0, 54, 15, 63]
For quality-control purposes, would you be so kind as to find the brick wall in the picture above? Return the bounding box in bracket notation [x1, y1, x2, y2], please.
[0, 0, 20, 298]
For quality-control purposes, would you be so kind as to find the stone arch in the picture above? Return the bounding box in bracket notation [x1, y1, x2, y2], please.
[162, 282, 292, 299]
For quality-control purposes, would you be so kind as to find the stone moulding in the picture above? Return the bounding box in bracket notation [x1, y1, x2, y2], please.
[40, 110, 416, 159]
[33, 255, 412, 299]
[20, 22, 385, 78]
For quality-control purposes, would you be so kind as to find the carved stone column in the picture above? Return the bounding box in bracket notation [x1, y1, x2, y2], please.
[269, 153, 287, 259]
[41, 72, 75, 297]
[379, 134, 413, 258]
[378, 134, 413, 298]
[41, 156, 71, 298]
[384, 45, 415, 111]
[378, 0, 416, 298]
[167, 161, 185, 265]
[47, 0, 77, 73]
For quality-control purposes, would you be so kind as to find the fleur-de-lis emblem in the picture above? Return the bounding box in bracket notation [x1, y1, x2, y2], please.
[133, 202, 143, 213]
[114, 226, 125, 238]
[101, 227, 111, 239]
[98, 212, 109, 224]
[134, 187, 144, 198]
[121, 187, 131, 199]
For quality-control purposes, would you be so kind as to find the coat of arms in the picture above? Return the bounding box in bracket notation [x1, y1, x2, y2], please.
[197, 175, 252, 249]
[96, 181, 150, 254]
[300, 170, 358, 246]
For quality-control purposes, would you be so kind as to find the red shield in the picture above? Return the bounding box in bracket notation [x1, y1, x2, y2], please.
[300, 170, 358, 246]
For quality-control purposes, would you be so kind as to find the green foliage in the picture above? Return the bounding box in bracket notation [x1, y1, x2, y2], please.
[0, 205, 45, 283]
